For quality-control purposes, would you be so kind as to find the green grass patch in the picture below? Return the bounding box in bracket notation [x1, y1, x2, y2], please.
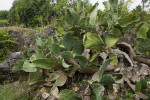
[0, 82, 30, 100]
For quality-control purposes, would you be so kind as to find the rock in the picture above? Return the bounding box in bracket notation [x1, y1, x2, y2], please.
[35, 26, 55, 38]
[41, 26, 56, 36]
[29, 47, 35, 53]
[0, 52, 22, 73]
[8, 30, 31, 51]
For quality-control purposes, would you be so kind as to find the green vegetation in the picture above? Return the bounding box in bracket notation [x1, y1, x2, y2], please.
[0, 10, 8, 20]
[11, 0, 150, 99]
[0, 20, 9, 27]
[0, 30, 17, 63]
[0, 0, 92, 27]
[0, 10, 9, 27]
[7, 0, 85, 27]
[8, 0, 54, 27]
[0, 0, 149, 99]
[0, 82, 30, 100]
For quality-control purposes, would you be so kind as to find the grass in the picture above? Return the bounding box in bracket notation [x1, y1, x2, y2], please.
[0, 82, 30, 100]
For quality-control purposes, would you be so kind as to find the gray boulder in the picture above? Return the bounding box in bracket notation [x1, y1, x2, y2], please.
[0, 52, 22, 73]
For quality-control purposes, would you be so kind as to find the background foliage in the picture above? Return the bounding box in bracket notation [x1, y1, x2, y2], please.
[0, 30, 16, 63]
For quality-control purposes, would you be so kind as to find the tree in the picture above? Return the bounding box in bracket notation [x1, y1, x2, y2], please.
[141, 0, 149, 11]
[8, 0, 55, 27]
[0, 10, 9, 20]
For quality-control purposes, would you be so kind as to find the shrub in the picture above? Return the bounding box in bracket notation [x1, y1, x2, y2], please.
[12, 0, 150, 99]
[8, 0, 54, 27]
[0, 10, 8, 20]
[0, 20, 9, 27]
[0, 30, 17, 63]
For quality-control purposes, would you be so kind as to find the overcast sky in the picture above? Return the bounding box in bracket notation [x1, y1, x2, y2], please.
[0, 0, 142, 11]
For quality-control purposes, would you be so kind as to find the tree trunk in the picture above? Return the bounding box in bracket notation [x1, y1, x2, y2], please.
[142, 0, 145, 11]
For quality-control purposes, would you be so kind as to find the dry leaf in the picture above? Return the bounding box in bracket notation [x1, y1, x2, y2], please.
[124, 77, 135, 91]
[72, 87, 79, 92]
[46, 72, 61, 82]
[107, 84, 119, 100]
[111, 49, 133, 67]
[42, 92, 50, 99]
[92, 70, 99, 82]
[45, 71, 67, 87]
[44, 82, 54, 87]
[116, 42, 135, 58]
[99, 52, 108, 61]
[36, 87, 46, 97]
[82, 49, 90, 59]
[135, 92, 148, 100]
[55, 72, 67, 86]
[51, 85, 59, 97]
[139, 64, 149, 76]
[131, 64, 149, 82]
[47, 96, 56, 100]
[83, 85, 90, 100]
[106, 65, 116, 71]
[114, 67, 120, 72]
[133, 94, 140, 100]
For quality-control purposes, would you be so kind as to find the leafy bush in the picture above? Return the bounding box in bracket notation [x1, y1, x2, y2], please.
[12, 0, 150, 99]
[0, 20, 9, 27]
[135, 22, 150, 56]
[12, 1, 123, 99]
[0, 10, 8, 20]
[0, 30, 17, 63]
[8, 0, 56, 27]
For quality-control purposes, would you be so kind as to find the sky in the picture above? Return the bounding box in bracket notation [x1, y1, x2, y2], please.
[0, 0, 14, 10]
[0, 0, 142, 11]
